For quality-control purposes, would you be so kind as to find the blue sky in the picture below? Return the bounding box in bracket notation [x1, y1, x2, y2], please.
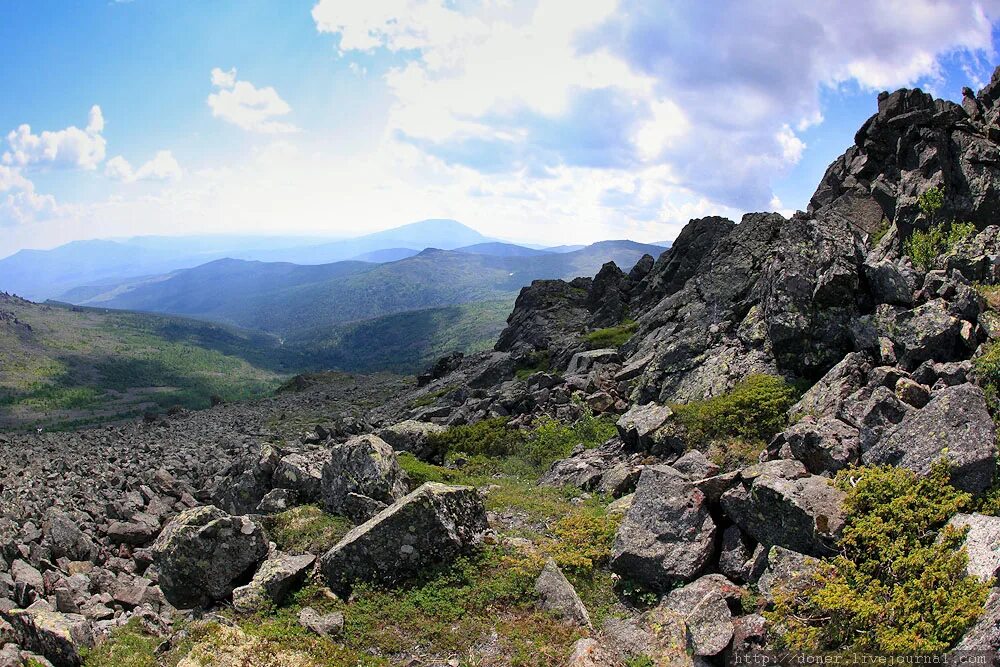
[1, 0, 999, 257]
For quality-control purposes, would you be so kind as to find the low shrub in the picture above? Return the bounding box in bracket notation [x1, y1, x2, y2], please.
[515, 350, 552, 379]
[584, 319, 638, 349]
[769, 462, 988, 652]
[671, 374, 797, 448]
[904, 220, 976, 271]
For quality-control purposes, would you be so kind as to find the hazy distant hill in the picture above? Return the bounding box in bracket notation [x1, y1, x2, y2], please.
[455, 242, 551, 257]
[0, 220, 498, 300]
[65, 240, 665, 336]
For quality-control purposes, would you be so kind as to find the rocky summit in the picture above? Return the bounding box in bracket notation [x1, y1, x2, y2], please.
[7, 73, 1000, 666]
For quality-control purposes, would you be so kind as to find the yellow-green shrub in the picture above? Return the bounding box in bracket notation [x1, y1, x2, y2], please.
[769, 462, 988, 652]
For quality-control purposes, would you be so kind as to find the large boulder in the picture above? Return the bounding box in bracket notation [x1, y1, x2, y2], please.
[151, 505, 269, 608]
[320, 483, 488, 596]
[273, 450, 326, 503]
[6, 606, 94, 667]
[947, 513, 1000, 582]
[609, 465, 716, 590]
[211, 445, 281, 515]
[720, 460, 846, 556]
[321, 434, 409, 522]
[376, 420, 447, 463]
[755, 546, 822, 603]
[863, 383, 996, 493]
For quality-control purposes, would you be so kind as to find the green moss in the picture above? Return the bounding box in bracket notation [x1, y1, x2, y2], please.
[870, 218, 890, 246]
[974, 339, 1000, 416]
[769, 462, 988, 652]
[584, 319, 638, 349]
[410, 384, 457, 409]
[515, 350, 552, 379]
[670, 374, 797, 450]
[263, 505, 353, 555]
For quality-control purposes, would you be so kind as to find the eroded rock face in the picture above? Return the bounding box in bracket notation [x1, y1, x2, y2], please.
[321, 434, 409, 522]
[721, 460, 846, 557]
[777, 416, 860, 475]
[863, 383, 996, 493]
[320, 483, 488, 596]
[610, 465, 716, 590]
[151, 505, 268, 608]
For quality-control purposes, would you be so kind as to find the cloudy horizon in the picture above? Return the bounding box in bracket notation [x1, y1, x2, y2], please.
[1, 0, 998, 258]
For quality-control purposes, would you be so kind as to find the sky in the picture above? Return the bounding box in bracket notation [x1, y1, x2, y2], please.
[1, 0, 999, 258]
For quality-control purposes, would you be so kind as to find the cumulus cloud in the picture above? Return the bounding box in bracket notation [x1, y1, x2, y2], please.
[2, 105, 107, 170]
[106, 150, 182, 183]
[207, 67, 298, 133]
[0, 165, 59, 227]
[314, 0, 1000, 215]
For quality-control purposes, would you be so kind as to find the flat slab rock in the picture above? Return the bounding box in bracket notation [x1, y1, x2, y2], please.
[320, 482, 488, 596]
[5, 605, 94, 667]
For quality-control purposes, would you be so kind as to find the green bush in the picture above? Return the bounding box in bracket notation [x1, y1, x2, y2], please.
[515, 350, 552, 379]
[769, 462, 988, 652]
[584, 320, 638, 349]
[671, 374, 797, 448]
[427, 417, 523, 459]
[974, 339, 1000, 414]
[918, 185, 945, 217]
[904, 220, 976, 271]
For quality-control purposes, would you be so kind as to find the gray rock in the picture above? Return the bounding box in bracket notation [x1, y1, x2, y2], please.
[947, 513, 1000, 582]
[610, 465, 716, 590]
[232, 553, 315, 612]
[6, 607, 93, 667]
[376, 420, 447, 463]
[320, 482, 488, 596]
[273, 451, 325, 504]
[721, 460, 846, 556]
[953, 588, 1000, 650]
[755, 546, 821, 602]
[790, 352, 873, 421]
[298, 606, 344, 639]
[566, 349, 620, 376]
[43, 514, 97, 563]
[151, 505, 268, 608]
[718, 525, 755, 583]
[662, 575, 737, 656]
[256, 488, 298, 514]
[534, 559, 591, 628]
[864, 259, 916, 306]
[730, 614, 768, 653]
[781, 416, 860, 475]
[321, 435, 408, 520]
[671, 449, 720, 480]
[879, 300, 966, 369]
[106, 513, 160, 546]
[615, 403, 680, 453]
[863, 383, 996, 493]
[211, 444, 281, 515]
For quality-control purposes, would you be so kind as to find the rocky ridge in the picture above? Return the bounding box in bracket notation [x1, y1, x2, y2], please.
[5, 72, 1000, 664]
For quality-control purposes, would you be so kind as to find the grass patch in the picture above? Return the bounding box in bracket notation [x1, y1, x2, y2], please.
[82, 618, 200, 667]
[410, 384, 457, 409]
[670, 374, 797, 456]
[263, 505, 354, 555]
[583, 319, 638, 349]
[769, 462, 988, 652]
[425, 412, 617, 473]
[515, 350, 552, 380]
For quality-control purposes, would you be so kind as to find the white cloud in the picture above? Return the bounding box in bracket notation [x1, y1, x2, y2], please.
[207, 67, 298, 133]
[314, 0, 1000, 214]
[0, 165, 59, 227]
[2, 105, 107, 170]
[106, 150, 182, 183]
